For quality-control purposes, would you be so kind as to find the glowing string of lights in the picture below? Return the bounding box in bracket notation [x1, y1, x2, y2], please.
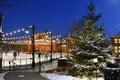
[2, 27, 67, 44]
[2, 28, 31, 41]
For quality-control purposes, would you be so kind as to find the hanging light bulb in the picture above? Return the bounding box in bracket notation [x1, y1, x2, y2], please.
[22, 28, 25, 31]
[14, 31, 16, 33]
[10, 32, 13, 35]
[18, 30, 20, 32]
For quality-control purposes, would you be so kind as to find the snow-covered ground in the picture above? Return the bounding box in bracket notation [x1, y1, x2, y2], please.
[0, 72, 104, 80]
[0, 73, 6, 80]
[0, 72, 105, 80]
[41, 73, 82, 80]
[41, 73, 104, 80]
[1, 52, 104, 80]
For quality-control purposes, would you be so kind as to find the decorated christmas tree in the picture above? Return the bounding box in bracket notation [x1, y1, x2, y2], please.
[69, 1, 113, 80]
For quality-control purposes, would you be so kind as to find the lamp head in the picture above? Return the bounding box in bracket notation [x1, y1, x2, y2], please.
[25, 29, 29, 33]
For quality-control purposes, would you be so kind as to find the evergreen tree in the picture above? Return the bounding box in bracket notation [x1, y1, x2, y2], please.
[69, 1, 113, 80]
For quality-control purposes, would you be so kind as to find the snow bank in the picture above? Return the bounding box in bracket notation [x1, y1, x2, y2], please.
[0, 73, 6, 80]
[41, 73, 83, 80]
[41, 73, 104, 80]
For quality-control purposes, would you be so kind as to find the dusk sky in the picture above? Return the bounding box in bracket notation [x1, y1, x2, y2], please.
[1, 0, 120, 37]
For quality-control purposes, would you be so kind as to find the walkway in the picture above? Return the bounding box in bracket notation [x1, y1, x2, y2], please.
[4, 72, 48, 80]
[2, 52, 68, 80]
[3, 60, 58, 80]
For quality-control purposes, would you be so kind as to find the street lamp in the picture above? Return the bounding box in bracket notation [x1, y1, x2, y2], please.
[56, 35, 62, 58]
[26, 25, 35, 68]
[0, 32, 2, 73]
[45, 31, 53, 63]
[38, 52, 41, 72]
[66, 36, 70, 58]
[93, 58, 98, 80]
[0, 13, 3, 73]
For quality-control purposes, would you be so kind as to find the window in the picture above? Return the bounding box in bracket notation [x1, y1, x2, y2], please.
[119, 39, 120, 43]
[114, 46, 118, 53]
[114, 39, 118, 43]
[118, 46, 120, 53]
[115, 49, 118, 53]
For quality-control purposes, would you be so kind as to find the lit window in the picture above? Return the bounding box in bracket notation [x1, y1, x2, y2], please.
[115, 49, 118, 53]
[115, 46, 118, 53]
[119, 50, 120, 53]
[114, 39, 118, 43]
[115, 46, 118, 49]
[119, 39, 120, 43]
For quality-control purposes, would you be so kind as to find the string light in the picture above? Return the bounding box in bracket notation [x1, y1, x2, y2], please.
[17, 30, 20, 32]
[10, 32, 13, 35]
[2, 35, 4, 37]
[22, 28, 25, 31]
[3, 28, 26, 37]
[2, 27, 68, 46]
[6, 33, 8, 35]
[14, 31, 16, 33]
[2, 27, 31, 43]
[2, 35, 30, 41]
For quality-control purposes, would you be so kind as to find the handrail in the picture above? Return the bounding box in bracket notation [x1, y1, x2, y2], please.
[10, 61, 18, 66]
[9, 60, 18, 71]
[3, 53, 67, 71]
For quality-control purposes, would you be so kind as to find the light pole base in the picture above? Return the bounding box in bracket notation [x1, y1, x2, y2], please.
[60, 54, 62, 58]
[32, 61, 35, 68]
[0, 58, 2, 73]
[50, 58, 52, 63]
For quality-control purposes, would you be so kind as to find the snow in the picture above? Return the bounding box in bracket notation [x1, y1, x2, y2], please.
[0, 72, 104, 80]
[41, 73, 82, 80]
[41, 73, 104, 80]
[0, 73, 6, 80]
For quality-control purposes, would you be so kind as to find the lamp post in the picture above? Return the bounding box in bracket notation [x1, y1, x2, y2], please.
[0, 13, 3, 73]
[57, 35, 62, 58]
[38, 52, 41, 72]
[26, 25, 35, 68]
[67, 37, 69, 58]
[50, 32, 53, 62]
[93, 58, 98, 80]
[0, 32, 2, 73]
[60, 35, 62, 58]
[45, 31, 53, 63]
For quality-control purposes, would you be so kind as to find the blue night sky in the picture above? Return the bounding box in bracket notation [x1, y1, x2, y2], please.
[1, 0, 120, 36]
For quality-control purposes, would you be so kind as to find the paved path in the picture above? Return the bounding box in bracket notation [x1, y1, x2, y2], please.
[4, 72, 48, 80]
[2, 52, 68, 80]
[3, 60, 58, 80]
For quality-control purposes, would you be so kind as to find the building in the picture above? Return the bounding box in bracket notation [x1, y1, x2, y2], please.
[3, 32, 70, 53]
[111, 36, 120, 57]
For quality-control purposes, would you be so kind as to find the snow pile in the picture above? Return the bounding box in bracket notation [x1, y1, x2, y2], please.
[41, 73, 104, 80]
[41, 73, 82, 80]
[0, 72, 104, 80]
[0, 73, 6, 80]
